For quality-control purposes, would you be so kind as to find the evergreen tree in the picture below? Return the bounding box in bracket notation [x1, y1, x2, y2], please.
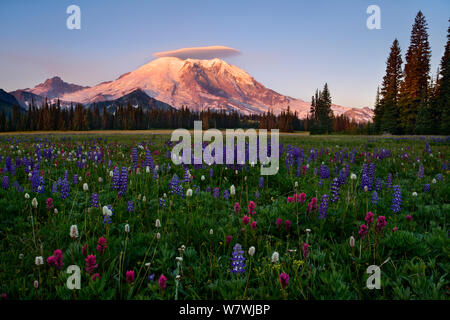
[398, 11, 431, 134]
[436, 20, 450, 135]
[378, 39, 403, 133]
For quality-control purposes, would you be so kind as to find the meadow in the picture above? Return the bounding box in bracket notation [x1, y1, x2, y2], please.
[0, 132, 448, 300]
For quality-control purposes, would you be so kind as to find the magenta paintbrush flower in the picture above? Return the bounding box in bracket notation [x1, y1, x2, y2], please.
[158, 274, 167, 290]
[280, 273, 289, 289]
[126, 270, 135, 283]
[302, 243, 310, 259]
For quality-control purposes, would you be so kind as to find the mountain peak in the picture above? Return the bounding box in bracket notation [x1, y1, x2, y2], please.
[27, 76, 89, 99]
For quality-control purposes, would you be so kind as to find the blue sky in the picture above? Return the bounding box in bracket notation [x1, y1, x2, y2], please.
[0, 0, 448, 108]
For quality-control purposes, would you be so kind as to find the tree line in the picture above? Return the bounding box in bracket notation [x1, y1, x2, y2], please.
[374, 12, 449, 135]
[0, 97, 367, 134]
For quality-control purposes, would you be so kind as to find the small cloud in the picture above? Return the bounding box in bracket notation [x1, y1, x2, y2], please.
[153, 45, 241, 60]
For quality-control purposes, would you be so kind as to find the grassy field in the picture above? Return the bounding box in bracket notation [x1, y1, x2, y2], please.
[0, 133, 448, 300]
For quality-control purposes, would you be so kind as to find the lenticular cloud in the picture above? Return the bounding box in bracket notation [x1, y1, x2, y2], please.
[153, 45, 241, 60]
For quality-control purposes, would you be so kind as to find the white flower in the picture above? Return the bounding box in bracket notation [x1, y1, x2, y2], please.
[209, 229, 213, 235]
[248, 246, 255, 256]
[294, 181, 298, 188]
[98, 177, 103, 183]
[145, 262, 151, 267]
[350, 173, 357, 180]
[364, 186, 368, 192]
[35, 256, 44, 266]
[124, 224, 130, 233]
[186, 189, 193, 197]
[155, 219, 161, 228]
[156, 232, 161, 240]
[19, 254, 24, 260]
[230, 185, 236, 196]
[109, 170, 114, 177]
[25, 193, 30, 199]
[54, 208, 58, 214]
[305, 228, 311, 233]
[432, 178, 437, 184]
[163, 193, 167, 198]
[271, 252, 279, 263]
[70, 225, 79, 239]
[412, 192, 418, 197]
[142, 196, 147, 202]
[201, 175, 205, 181]
[155, 165, 159, 172]
[31, 198, 38, 208]
[176, 257, 183, 262]
[83, 183, 89, 192]
[349, 236, 355, 248]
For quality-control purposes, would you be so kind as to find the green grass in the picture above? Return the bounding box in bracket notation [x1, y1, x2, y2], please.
[0, 134, 448, 300]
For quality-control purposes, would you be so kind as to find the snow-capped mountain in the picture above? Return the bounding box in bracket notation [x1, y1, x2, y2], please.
[57, 57, 373, 122]
[24, 76, 89, 99]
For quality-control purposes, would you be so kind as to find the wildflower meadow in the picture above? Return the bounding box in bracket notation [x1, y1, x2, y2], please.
[0, 134, 448, 300]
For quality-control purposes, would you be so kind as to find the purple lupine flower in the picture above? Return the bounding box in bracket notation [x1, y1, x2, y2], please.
[169, 174, 184, 198]
[103, 205, 113, 224]
[386, 173, 393, 189]
[318, 194, 329, 219]
[319, 165, 330, 179]
[360, 164, 371, 191]
[91, 193, 99, 208]
[112, 167, 120, 190]
[51, 182, 58, 194]
[73, 174, 78, 185]
[230, 243, 246, 274]
[436, 174, 443, 181]
[423, 184, 430, 192]
[223, 190, 230, 200]
[425, 142, 432, 154]
[330, 178, 340, 202]
[213, 187, 220, 199]
[30, 169, 41, 193]
[131, 147, 138, 168]
[258, 177, 264, 188]
[2, 176, 9, 190]
[391, 185, 402, 213]
[418, 165, 424, 179]
[371, 191, 379, 204]
[209, 168, 213, 178]
[159, 197, 165, 208]
[60, 178, 70, 199]
[184, 167, 191, 183]
[254, 190, 260, 199]
[118, 167, 128, 197]
[375, 178, 382, 191]
[127, 201, 135, 212]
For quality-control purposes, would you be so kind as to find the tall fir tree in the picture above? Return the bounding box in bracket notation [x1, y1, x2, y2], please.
[436, 20, 450, 135]
[398, 11, 431, 134]
[378, 39, 403, 133]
